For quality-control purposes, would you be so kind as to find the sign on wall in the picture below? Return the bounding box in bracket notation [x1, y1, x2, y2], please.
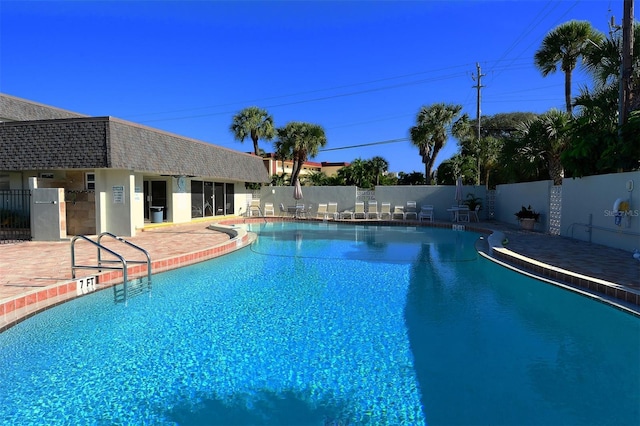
[113, 185, 125, 204]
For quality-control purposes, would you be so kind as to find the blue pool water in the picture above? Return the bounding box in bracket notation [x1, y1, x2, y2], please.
[0, 222, 638, 425]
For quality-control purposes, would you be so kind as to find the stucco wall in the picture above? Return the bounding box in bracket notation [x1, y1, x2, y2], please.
[256, 186, 358, 215]
[375, 185, 487, 221]
[561, 171, 640, 252]
[96, 169, 135, 237]
[255, 185, 487, 220]
[495, 180, 553, 233]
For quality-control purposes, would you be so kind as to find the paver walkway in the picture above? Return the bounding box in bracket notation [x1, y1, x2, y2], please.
[0, 222, 231, 301]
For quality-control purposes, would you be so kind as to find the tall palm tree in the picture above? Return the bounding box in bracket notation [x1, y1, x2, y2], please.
[230, 106, 276, 156]
[534, 20, 604, 114]
[276, 122, 327, 185]
[410, 103, 464, 183]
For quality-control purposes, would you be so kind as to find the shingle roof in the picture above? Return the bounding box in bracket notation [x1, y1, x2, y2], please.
[0, 93, 87, 121]
[0, 118, 109, 169]
[0, 116, 269, 183]
[108, 118, 269, 182]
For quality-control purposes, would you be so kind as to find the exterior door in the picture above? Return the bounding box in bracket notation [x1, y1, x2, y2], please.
[144, 180, 167, 220]
[190, 181, 213, 218]
[214, 183, 235, 215]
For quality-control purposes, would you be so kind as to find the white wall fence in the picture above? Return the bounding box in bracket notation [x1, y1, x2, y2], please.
[256, 170, 640, 252]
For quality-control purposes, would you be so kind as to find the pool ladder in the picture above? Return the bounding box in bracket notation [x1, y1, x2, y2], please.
[71, 232, 152, 304]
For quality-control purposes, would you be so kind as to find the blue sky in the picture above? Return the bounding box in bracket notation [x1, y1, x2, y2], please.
[0, 1, 623, 174]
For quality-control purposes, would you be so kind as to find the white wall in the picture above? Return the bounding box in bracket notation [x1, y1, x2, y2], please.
[495, 180, 553, 233]
[95, 169, 135, 237]
[561, 171, 640, 252]
[375, 185, 487, 221]
[256, 185, 487, 221]
[257, 186, 358, 214]
[132, 174, 145, 231]
[170, 176, 192, 224]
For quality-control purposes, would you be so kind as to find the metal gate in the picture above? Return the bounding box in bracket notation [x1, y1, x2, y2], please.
[0, 190, 32, 243]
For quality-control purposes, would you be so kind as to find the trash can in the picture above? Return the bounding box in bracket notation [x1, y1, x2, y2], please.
[150, 206, 164, 223]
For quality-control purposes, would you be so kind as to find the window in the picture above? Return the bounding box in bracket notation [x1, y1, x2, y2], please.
[85, 172, 95, 190]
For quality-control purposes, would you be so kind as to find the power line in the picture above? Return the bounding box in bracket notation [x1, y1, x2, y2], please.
[125, 64, 472, 120]
[319, 138, 410, 152]
[137, 71, 469, 124]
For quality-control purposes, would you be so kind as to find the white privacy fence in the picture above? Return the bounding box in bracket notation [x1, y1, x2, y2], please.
[255, 170, 640, 252]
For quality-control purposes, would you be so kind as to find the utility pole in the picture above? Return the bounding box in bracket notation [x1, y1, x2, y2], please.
[471, 63, 485, 185]
[621, 0, 634, 128]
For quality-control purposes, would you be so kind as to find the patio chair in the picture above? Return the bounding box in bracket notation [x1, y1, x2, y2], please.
[327, 202, 339, 220]
[316, 203, 328, 219]
[418, 205, 434, 222]
[456, 206, 470, 222]
[391, 205, 405, 220]
[405, 201, 418, 220]
[280, 203, 294, 218]
[264, 203, 275, 216]
[249, 199, 262, 217]
[367, 200, 379, 219]
[297, 203, 309, 219]
[380, 202, 392, 220]
[353, 202, 366, 219]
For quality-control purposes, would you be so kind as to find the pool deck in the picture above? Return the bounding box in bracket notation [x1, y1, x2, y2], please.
[1, 217, 639, 331]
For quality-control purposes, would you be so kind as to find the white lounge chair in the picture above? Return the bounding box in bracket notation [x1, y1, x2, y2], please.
[327, 202, 339, 220]
[340, 210, 354, 219]
[249, 199, 262, 217]
[405, 201, 418, 220]
[367, 201, 379, 219]
[380, 202, 392, 220]
[418, 205, 434, 222]
[354, 202, 366, 219]
[264, 203, 275, 216]
[391, 205, 405, 220]
[316, 203, 328, 219]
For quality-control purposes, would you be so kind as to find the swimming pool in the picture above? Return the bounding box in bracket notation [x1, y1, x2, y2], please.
[0, 222, 638, 425]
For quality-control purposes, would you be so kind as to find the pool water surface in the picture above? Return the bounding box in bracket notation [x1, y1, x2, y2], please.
[0, 222, 638, 425]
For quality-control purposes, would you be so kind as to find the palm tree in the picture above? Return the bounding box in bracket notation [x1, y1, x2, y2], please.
[368, 156, 389, 186]
[518, 109, 571, 185]
[230, 106, 276, 156]
[534, 20, 604, 114]
[410, 103, 464, 183]
[345, 158, 373, 188]
[305, 171, 328, 186]
[583, 23, 639, 89]
[276, 122, 327, 185]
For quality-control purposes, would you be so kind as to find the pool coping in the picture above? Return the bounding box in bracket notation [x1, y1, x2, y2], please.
[479, 230, 640, 317]
[0, 224, 255, 333]
[1, 218, 637, 332]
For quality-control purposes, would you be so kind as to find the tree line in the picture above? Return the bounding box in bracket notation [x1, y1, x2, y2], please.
[230, 20, 638, 188]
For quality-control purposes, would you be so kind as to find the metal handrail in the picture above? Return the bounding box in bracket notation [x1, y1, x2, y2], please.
[97, 232, 152, 287]
[71, 235, 129, 301]
[70, 232, 152, 303]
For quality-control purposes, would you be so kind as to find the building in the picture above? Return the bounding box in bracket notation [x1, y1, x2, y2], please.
[0, 93, 269, 239]
[261, 153, 349, 180]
